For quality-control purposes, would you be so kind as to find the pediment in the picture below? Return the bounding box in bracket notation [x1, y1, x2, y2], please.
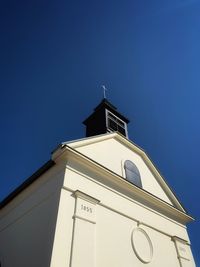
[59, 133, 185, 213]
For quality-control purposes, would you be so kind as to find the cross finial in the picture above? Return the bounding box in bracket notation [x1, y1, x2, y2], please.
[101, 85, 107, 99]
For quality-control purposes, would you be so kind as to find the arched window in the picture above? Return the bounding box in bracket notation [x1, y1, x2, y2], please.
[124, 160, 142, 188]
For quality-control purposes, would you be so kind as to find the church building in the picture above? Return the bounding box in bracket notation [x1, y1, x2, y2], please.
[0, 98, 196, 267]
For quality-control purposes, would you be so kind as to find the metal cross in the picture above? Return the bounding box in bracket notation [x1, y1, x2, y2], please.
[101, 85, 107, 99]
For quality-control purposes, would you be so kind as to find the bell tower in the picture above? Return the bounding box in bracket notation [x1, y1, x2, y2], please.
[83, 98, 130, 138]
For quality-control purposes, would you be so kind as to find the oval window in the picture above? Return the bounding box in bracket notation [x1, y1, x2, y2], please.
[124, 160, 142, 188]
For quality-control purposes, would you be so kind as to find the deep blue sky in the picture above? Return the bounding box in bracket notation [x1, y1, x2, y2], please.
[0, 0, 199, 263]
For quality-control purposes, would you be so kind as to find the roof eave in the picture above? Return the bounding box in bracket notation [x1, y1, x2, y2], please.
[0, 160, 55, 209]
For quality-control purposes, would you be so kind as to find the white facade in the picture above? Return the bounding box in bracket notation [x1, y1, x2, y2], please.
[0, 133, 196, 267]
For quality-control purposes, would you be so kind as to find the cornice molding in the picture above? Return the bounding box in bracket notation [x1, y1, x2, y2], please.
[60, 133, 186, 212]
[74, 190, 100, 204]
[52, 144, 194, 225]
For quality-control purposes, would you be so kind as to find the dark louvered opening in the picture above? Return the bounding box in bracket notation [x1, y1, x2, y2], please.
[107, 111, 127, 137]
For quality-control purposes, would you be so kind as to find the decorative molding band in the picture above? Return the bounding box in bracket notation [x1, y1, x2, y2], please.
[62, 186, 189, 242]
[73, 215, 96, 224]
[52, 136, 191, 216]
[74, 190, 100, 204]
[62, 147, 193, 224]
[99, 202, 189, 243]
[65, 166, 188, 228]
[172, 236, 189, 244]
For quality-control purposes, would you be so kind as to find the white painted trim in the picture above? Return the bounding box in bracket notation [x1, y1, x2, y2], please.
[55, 147, 193, 224]
[105, 109, 128, 138]
[74, 190, 100, 204]
[73, 215, 96, 224]
[62, 186, 189, 243]
[52, 132, 186, 213]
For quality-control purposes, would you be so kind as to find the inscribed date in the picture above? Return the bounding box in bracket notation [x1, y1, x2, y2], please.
[81, 204, 92, 213]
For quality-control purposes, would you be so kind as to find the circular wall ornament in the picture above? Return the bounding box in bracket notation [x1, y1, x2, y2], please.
[131, 227, 153, 263]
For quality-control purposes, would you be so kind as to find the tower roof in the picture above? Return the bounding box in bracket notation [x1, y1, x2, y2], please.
[83, 98, 130, 125]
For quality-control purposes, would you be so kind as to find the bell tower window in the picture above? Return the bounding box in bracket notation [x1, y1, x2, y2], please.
[83, 98, 130, 138]
[106, 110, 128, 137]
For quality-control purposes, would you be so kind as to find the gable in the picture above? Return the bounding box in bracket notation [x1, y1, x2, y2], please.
[66, 133, 183, 210]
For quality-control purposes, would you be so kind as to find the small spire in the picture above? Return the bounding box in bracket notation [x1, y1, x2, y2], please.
[101, 85, 107, 99]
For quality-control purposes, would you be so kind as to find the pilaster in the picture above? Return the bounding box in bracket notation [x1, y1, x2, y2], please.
[70, 191, 100, 267]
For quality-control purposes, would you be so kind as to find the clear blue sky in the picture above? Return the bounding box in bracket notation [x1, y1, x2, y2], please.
[0, 0, 200, 263]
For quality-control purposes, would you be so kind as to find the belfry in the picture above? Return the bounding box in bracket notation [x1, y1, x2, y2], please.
[83, 98, 129, 138]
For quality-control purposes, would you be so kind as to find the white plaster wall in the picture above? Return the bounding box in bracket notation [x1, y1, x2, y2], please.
[96, 205, 180, 267]
[75, 138, 173, 204]
[64, 167, 188, 240]
[57, 166, 195, 267]
[0, 145, 195, 267]
[50, 189, 75, 267]
[0, 165, 64, 267]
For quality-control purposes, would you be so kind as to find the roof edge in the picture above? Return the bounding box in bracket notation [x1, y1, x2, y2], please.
[54, 145, 194, 223]
[0, 160, 55, 209]
[59, 132, 187, 213]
